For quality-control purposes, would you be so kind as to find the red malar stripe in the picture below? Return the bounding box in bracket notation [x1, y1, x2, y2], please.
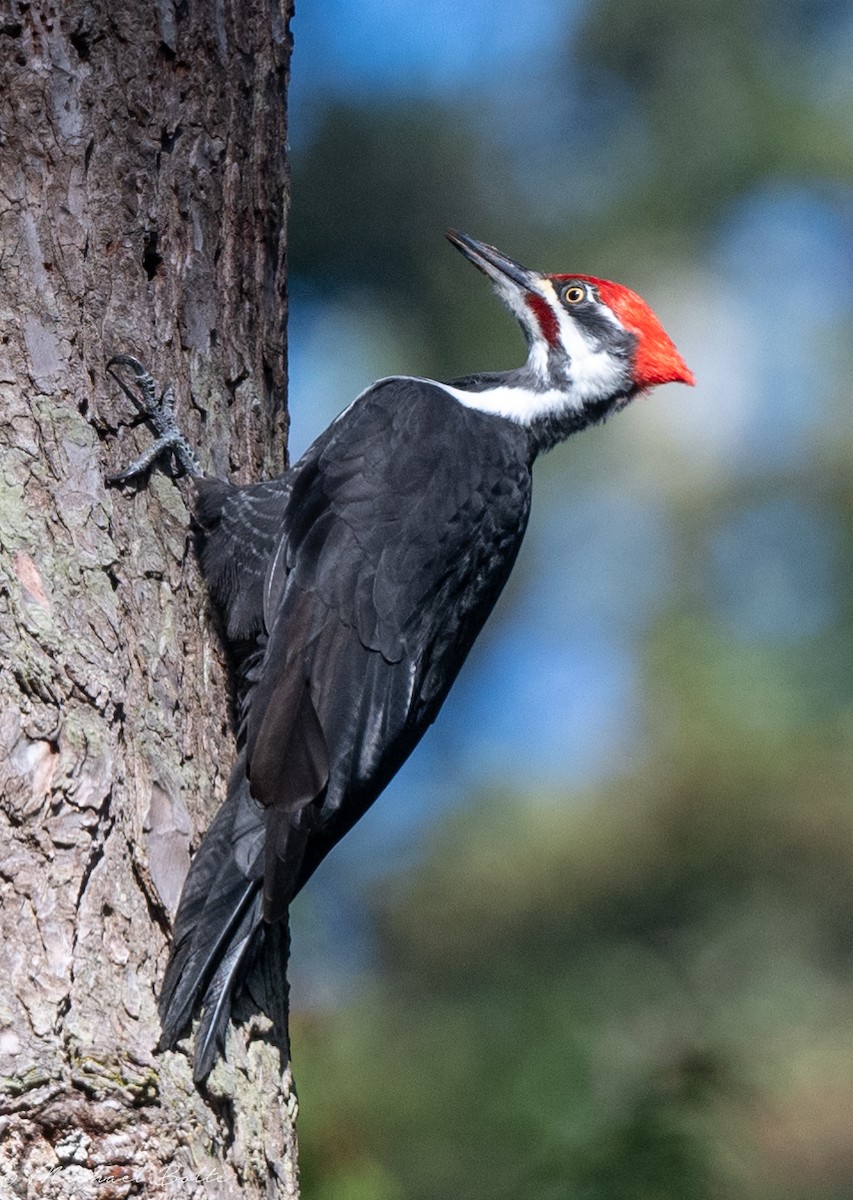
[525, 293, 559, 346]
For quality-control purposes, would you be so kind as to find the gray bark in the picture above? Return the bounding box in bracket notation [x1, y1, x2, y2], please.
[0, 0, 298, 1195]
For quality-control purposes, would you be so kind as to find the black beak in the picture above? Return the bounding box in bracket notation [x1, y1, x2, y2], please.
[446, 230, 538, 293]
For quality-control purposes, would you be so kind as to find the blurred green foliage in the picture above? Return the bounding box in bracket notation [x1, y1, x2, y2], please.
[287, 0, 853, 1195]
[294, 732, 853, 1197]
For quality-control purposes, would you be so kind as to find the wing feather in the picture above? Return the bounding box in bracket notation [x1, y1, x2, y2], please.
[160, 379, 534, 1072]
[240, 379, 532, 911]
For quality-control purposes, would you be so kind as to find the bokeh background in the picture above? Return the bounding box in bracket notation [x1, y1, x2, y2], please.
[284, 2, 853, 1196]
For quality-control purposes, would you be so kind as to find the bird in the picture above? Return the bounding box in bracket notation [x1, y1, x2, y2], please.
[108, 231, 693, 1081]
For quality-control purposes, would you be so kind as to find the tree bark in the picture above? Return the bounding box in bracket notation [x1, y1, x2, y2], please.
[0, 1, 297, 1195]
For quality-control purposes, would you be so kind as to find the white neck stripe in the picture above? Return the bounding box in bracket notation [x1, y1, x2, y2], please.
[433, 379, 570, 423]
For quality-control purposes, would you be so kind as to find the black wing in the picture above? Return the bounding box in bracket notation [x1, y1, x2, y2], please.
[245, 377, 534, 918]
[160, 378, 534, 1075]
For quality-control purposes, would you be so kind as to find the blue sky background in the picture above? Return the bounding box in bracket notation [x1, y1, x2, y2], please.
[284, 0, 853, 1000]
[288, 0, 580, 122]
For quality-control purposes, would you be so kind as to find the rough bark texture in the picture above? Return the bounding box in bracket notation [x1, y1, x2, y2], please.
[0, 0, 298, 1195]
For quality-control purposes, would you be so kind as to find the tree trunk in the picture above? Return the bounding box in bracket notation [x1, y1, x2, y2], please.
[0, 1, 297, 1195]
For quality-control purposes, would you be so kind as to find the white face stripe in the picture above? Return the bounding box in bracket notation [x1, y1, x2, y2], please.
[544, 280, 627, 407]
[526, 337, 550, 382]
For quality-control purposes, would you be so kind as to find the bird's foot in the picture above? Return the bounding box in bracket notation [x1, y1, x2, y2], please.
[107, 354, 203, 483]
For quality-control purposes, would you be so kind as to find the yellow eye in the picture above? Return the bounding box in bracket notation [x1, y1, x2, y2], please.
[563, 284, 585, 305]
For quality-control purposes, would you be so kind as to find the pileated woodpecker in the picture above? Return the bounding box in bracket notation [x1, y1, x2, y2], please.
[109, 232, 693, 1080]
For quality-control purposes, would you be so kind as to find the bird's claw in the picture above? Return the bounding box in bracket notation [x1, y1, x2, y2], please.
[106, 354, 203, 483]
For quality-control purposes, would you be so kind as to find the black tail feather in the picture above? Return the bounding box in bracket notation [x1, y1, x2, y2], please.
[191, 900, 263, 1082]
[157, 757, 289, 1079]
[158, 872, 261, 1053]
